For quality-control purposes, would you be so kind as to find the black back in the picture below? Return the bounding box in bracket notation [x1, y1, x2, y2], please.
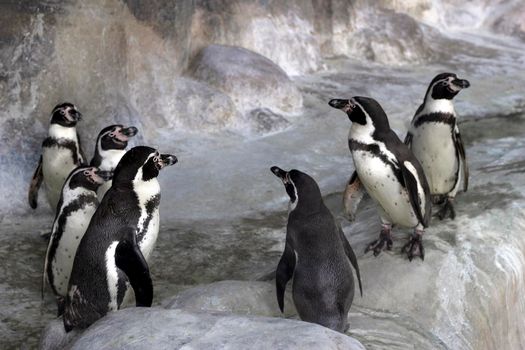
[274, 169, 361, 332]
[64, 146, 159, 331]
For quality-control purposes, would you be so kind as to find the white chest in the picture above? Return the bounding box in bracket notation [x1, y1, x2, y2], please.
[352, 150, 418, 228]
[42, 146, 77, 189]
[411, 122, 458, 194]
[99, 149, 125, 171]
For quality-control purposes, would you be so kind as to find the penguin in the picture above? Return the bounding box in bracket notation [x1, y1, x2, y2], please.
[43, 166, 112, 315]
[405, 73, 470, 220]
[63, 146, 177, 331]
[28, 102, 86, 211]
[270, 166, 362, 333]
[90, 124, 138, 199]
[329, 96, 431, 261]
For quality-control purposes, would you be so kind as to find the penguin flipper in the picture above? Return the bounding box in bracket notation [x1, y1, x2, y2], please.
[276, 242, 295, 313]
[77, 132, 87, 166]
[454, 127, 469, 192]
[404, 132, 413, 147]
[115, 227, 153, 307]
[343, 171, 366, 221]
[338, 226, 363, 297]
[28, 155, 43, 209]
[63, 285, 103, 332]
[400, 161, 431, 227]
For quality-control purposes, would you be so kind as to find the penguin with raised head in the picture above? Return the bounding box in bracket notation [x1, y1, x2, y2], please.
[90, 124, 138, 199]
[28, 103, 85, 211]
[271, 166, 362, 333]
[329, 96, 431, 261]
[405, 73, 470, 220]
[43, 166, 112, 315]
[63, 146, 177, 331]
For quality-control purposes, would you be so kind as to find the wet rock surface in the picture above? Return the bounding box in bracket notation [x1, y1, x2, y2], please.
[65, 308, 365, 350]
[163, 280, 296, 318]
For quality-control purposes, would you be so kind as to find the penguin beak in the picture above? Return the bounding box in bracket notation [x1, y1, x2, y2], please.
[115, 126, 139, 143]
[121, 126, 138, 138]
[95, 170, 113, 181]
[271, 166, 289, 182]
[451, 78, 470, 90]
[71, 109, 82, 121]
[155, 154, 177, 170]
[328, 99, 354, 113]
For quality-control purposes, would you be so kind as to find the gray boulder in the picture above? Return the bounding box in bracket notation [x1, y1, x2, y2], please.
[38, 318, 78, 350]
[163, 280, 296, 317]
[189, 44, 303, 117]
[67, 308, 365, 350]
[162, 77, 241, 132]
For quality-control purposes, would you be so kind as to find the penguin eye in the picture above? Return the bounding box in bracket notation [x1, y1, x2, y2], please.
[83, 170, 90, 176]
[59, 109, 65, 115]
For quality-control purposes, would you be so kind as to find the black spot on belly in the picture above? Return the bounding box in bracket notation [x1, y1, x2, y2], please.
[137, 194, 160, 243]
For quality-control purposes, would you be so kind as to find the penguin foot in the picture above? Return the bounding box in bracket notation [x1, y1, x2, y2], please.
[435, 198, 456, 220]
[402, 232, 424, 261]
[365, 225, 393, 257]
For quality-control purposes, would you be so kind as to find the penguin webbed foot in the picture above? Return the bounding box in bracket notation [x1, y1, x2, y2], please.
[435, 198, 456, 220]
[402, 232, 424, 261]
[364, 225, 393, 257]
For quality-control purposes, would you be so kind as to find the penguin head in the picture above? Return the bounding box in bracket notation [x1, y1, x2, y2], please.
[112, 146, 177, 186]
[329, 96, 390, 131]
[271, 166, 323, 214]
[67, 166, 112, 192]
[50, 102, 83, 127]
[426, 73, 470, 100]
[96, 124, 139, 152]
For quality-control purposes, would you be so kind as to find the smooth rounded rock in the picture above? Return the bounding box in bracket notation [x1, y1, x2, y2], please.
[163, 280, 297, 317]
[68, 308, 365, 350]
[189, 44, 303, 116]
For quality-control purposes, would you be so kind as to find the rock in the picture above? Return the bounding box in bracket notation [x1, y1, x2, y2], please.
[163, 280, 296, 317]
[38, 318, 78, 350]
[67, 308, 365, 350]
[341, 6, 434, 64]
[246, 108, 291, 135]
[162, 77, 241, 132]
[189, 44, 303, 116]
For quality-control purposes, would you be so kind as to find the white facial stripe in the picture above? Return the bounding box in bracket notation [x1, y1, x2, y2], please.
[288, 178, 298, 212]
[348, 101, 398, 166]
[97, 130, 127, 170]
[348, 101, 376, 141]
[105, 241, 120, 310]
